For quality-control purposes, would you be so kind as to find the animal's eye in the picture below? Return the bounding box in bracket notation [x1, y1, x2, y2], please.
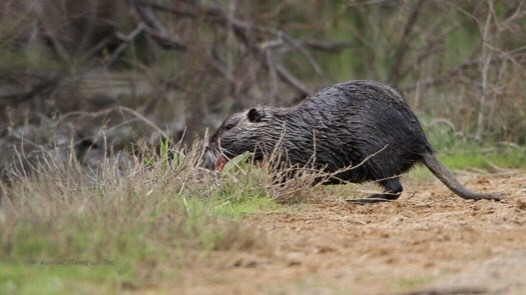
[224, 123, 235, 130]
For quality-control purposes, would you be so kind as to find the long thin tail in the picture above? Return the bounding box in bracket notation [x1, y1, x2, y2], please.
[422, 152, 504, 201]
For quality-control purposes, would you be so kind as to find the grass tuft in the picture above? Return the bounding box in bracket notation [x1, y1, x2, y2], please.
[0, 142, 279, 292]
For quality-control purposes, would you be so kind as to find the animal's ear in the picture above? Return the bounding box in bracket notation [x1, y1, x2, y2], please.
[247, 108, 263, 122]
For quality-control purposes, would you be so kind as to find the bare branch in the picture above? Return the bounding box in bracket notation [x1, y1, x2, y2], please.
[274, 64, 311, 96]
[298, 40, 353, 53]
[475, 0, 494, 141]
[130, 0, 186, 50]
[136, 0, 318, 95]
[106, 23, 146, 67]
[387, 0, 425, 84]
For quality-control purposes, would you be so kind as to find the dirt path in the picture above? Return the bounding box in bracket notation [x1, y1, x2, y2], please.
[173, 172, 526, 294]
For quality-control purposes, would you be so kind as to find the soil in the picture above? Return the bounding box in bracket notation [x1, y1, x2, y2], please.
[162, 172, 526, 294]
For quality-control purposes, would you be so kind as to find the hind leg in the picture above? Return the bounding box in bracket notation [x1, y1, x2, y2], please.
[347, 178, 403, 205]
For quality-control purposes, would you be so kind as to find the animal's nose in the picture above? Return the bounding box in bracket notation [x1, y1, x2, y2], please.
[215, 155, 227, 172]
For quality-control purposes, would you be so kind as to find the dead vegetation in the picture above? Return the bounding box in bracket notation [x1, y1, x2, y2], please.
[0, 140, 276, 289]
[1, 1, 525, 149]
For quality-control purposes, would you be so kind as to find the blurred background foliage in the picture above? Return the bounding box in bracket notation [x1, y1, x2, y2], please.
[0, 0, 525, 156]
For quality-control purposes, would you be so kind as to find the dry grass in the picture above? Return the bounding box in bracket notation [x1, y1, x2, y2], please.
[0, 142, 279, 292]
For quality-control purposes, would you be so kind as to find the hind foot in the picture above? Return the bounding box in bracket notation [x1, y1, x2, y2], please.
[347, 193, 401, 205]
[347, 178, 403, 205]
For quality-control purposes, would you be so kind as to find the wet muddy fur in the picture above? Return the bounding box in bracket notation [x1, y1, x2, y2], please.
[207, 80, 504, 204]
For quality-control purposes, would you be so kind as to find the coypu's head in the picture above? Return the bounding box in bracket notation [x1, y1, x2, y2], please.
[204, 107, 279, 170]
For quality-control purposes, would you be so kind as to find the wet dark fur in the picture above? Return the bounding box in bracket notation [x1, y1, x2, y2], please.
[206, 80, 503, 204]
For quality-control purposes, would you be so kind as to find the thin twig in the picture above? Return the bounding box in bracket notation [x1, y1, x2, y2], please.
[107, 23, 145, 67]
[475, 0, 494, 141]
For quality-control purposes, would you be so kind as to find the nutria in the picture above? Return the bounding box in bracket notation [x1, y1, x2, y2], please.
[205, 80, 504, 204]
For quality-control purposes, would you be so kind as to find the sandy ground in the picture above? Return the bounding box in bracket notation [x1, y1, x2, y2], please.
[165, 171, 526, 295]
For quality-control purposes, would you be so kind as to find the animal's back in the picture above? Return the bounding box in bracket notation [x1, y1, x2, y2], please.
[294, 80, 431, 182]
